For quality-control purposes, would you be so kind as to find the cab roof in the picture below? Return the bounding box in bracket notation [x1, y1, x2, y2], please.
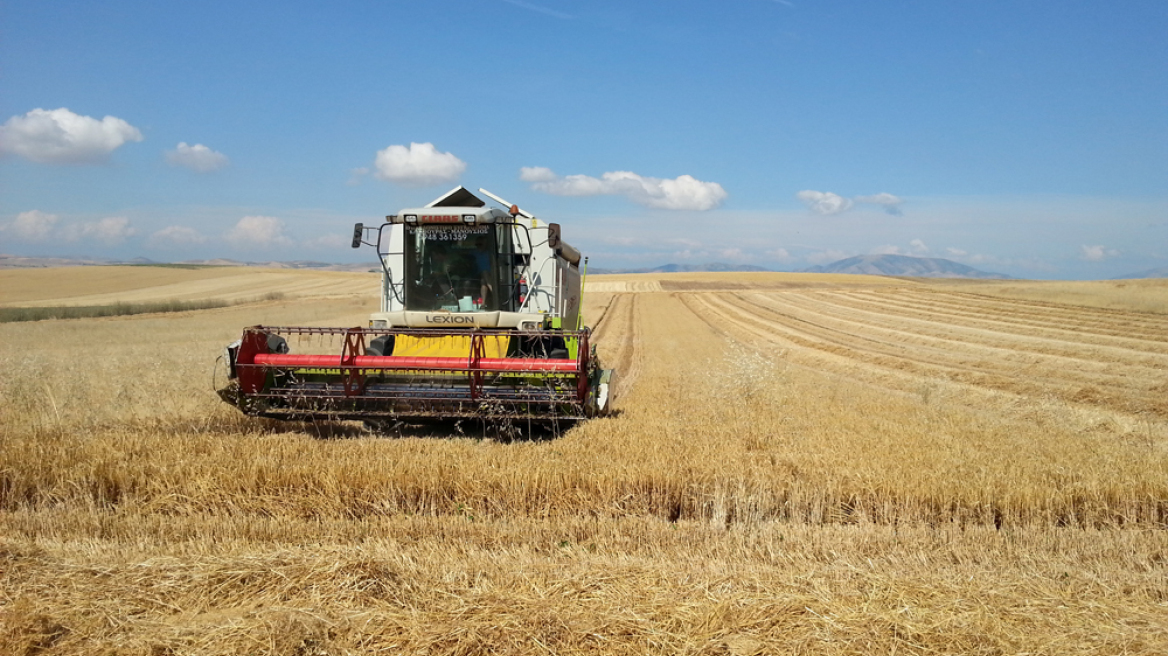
[425, 186, 487, 208]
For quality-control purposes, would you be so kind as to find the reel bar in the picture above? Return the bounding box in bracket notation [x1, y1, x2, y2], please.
[252, 354, 581, 373]
[253, 325, 593, 339]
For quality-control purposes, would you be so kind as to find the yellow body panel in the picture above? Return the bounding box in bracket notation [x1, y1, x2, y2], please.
[392, 334, 510, 359]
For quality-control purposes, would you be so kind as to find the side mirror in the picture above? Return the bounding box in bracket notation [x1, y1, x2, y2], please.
[351, 223, 364, 248]
[547, 223, 561, 249]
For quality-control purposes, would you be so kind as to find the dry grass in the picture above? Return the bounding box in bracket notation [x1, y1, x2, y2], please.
[0, 266, 375, 307]
[2, 270, 1167, 654]
[928, 277, 1168, 314]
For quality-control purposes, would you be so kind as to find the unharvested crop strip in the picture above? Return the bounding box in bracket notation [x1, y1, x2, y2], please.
[881, 288, 1168, 341]
[751, 291, 1168, 378]
[841, 289, 1168, 347]
[591, 293, 641, 400]
[697, 292, 1168, 417]
[730, 292, 1168, 415]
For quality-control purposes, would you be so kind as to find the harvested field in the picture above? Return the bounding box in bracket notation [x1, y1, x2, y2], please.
[2, 269, 1166, 654]
[0, 265, 375, 306]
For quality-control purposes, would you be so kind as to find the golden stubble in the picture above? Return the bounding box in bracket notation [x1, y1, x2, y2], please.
[2, 270, 1166, 655]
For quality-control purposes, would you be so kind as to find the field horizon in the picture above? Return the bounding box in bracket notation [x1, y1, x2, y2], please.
[2, 267, 1166, 654]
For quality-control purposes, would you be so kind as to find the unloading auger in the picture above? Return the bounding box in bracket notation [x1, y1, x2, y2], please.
[217, 186, 614, 424]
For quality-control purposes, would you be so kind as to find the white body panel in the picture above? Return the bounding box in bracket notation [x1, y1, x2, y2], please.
[366, 193, 583, 330]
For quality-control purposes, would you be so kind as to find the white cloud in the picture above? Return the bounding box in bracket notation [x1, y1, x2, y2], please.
[524, 168, 727, 210]
[225, 216, 292, 248]
[148, 226, 207, 248]
[5, 210, 60, 241]
[373, 142, 466, 186]
[166, 142, 229, 172]
[667, 237, 704, 249]
[718, 247, 746, 261]
[767, 247, 792, 261]
[5, 211, 133, 245]
[867, 240, 935, 258]
[796, 190, 853, 215]
[945, 248, 996, 265]
[0, 108, 143, 164]
[1081, 244, 1119, 261]
[67, 217, 135, 245]
[806, 249, 850, 265]
[856, 192, 905, 215]
[797, 190, 905, 216]
[533, 173, 607, 196]
[519, 166, 557, 183]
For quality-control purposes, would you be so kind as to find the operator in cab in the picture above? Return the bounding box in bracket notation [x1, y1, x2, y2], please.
[410, 226, 496, 312]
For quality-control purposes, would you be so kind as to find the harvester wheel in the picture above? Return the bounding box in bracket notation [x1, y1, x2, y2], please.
[367, 335, 395, 356]
[515, 335, 567, 358]
[267, 334, 289, 354]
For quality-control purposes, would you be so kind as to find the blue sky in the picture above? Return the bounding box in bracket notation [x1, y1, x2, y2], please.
[1, 0, 1165, 279]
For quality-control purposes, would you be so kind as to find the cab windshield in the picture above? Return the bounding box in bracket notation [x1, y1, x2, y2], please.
[404, 224, 499, 312]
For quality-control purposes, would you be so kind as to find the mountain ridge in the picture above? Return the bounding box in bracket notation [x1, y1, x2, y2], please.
[801, 254, 1011, 279]
[1114, 266, 1168, 279]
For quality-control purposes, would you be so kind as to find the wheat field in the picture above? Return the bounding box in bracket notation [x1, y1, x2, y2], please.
[2, 267, 1167, 655]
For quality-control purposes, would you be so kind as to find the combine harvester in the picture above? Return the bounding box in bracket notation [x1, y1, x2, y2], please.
[217, 187, 614, 429]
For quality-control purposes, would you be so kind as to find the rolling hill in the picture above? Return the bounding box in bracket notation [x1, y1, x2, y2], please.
[1115, 266, 1168, 279]
[802, 254, 1010, 279]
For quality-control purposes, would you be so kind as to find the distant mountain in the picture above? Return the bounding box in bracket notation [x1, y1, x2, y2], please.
[1114, 266, 1168, 279]
[0, 253, 125, 268]
[802, 254, 1011, 279]
[591, 262, 772, 274]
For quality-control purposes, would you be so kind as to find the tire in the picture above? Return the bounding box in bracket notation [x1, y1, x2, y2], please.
[367, 334, 395, 356]
[267, 334, 289, 354]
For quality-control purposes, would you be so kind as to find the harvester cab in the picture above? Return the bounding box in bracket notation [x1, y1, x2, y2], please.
[217, 187, 614, 427]
[356, 186, 585, 335]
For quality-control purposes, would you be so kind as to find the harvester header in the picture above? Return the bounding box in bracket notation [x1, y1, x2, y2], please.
[217, 187, 613, 427]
